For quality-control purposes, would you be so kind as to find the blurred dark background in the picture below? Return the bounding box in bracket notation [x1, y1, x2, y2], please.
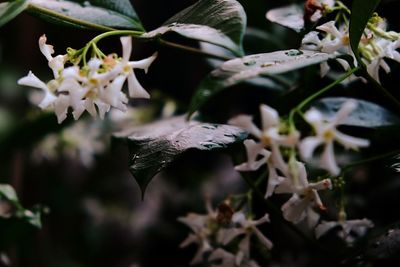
[2, 0, 400, 266]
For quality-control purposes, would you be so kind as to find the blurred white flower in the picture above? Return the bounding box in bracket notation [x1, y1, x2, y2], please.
[229, 104, 299, 198]
[218, 211, 272, 265]
[275, 162, 332, 227]
[178, 198, 217, 265]
[209, 248, 260, 267]
[33, 120, 107, 167]
[301, 21, 353, 77]
[305, 0, 335, 22]
[299, 100, 369, 175]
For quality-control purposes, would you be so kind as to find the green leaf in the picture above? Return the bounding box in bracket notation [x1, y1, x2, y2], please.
[0, 184, 19, 204]
[312, 97, 400, 128]
[143, 0, 246, 56]
[265, 4, 304, 32]
[114, 115, 248, 196]
[189, 49, 335, 114]
[26, 0, 144, 31]
[349, 0, 381, 65]
[0, 0, 29, 28]
[0, 184, 42, 229]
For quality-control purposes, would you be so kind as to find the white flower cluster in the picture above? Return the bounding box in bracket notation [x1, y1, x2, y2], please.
[301, 14, 400, 82]
[18, 35, 157, 123]
[178, 200, 271, 267]
[32, 119, 107, 167]
[229, 101, 371, 237]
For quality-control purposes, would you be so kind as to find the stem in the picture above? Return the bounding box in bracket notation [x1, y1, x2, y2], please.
[81, 30, 144, 65]
[288, 67, 359, 129]
[157, 38, 232, 61]
[341, 149, 400, 174]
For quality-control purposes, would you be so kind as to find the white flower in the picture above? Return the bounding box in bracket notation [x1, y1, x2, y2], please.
[315, 218, 374, 243]
[229, 104, 299, 198]
[39, 34, 66, 78]
[301, 21, 353, 76]
[18, 35, 158, 123]
[18, 71, 58, 109]
[32, 120, 107, 167]
[275, 162, 332, 227]
[209, 248, 260, 267]
[119, 36, 158, 99]
[178, 199, 217, 265]
[363, 37, 400, 84]
[299, 100, 370, 175]
[218, 212, 272, 265]
[305, 0, 335, 22]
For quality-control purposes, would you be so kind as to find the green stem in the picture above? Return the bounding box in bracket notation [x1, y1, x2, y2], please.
[288, 67, 359, 130]
[157, 38, 232, 61]
[341, 149, 400, 174]
[81, 30, 144, 65]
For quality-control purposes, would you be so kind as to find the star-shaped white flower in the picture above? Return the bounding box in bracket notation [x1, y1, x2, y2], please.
[299, 100, 370, 175]
[178, 199, 217, 265]
[275, 162, 332, 227]
[229, 104, 299, 176]
[218, 212, 272, 265]
[119, 36, 158, 99]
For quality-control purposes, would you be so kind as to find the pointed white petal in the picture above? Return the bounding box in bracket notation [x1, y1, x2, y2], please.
[299, 137, 323, 160]
[129, 52, 158, 73]
[54, 95, 69, 123]
[259, 104, 279, 129]
[321, 141, 340, 175]
[281, 195, 308, 223]
[39, 34, 54, 62]
[127, 72, 150, 99]
[334, 130, 370, 149]
[228, 115, 261, 138]
[333, 100, 357, 125]
[120, 36, 132, 62]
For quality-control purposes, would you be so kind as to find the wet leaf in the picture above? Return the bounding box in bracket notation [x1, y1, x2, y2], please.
[0, 0, 29, 28]
[26, 0, 144, 31]
[114, 116, 248, 196]
[312, 97, 400, 128]
[143, 0, 246, 55]
[266, 4, 304, 32]
[189, 49, 335, 114]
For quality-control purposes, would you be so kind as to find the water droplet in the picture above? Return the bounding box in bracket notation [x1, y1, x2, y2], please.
[285, 49, 303, 56]
[244, 60, 256, 66]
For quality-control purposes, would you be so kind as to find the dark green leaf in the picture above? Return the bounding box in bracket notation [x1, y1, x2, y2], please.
[189, 49, 335, 114]
[26, 0, 144, 31]
[365, 226, 400, 260]
[349, 0, 381, 65]
[143, 0, 246, 56]
[0, 0, 29, 28]
[312, 97, 400, 128]
[265, 4, 304, 32]
[114, 116, 248, 196]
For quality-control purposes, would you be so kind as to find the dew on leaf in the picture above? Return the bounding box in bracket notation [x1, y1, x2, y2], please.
[285, 49, 303, 56]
